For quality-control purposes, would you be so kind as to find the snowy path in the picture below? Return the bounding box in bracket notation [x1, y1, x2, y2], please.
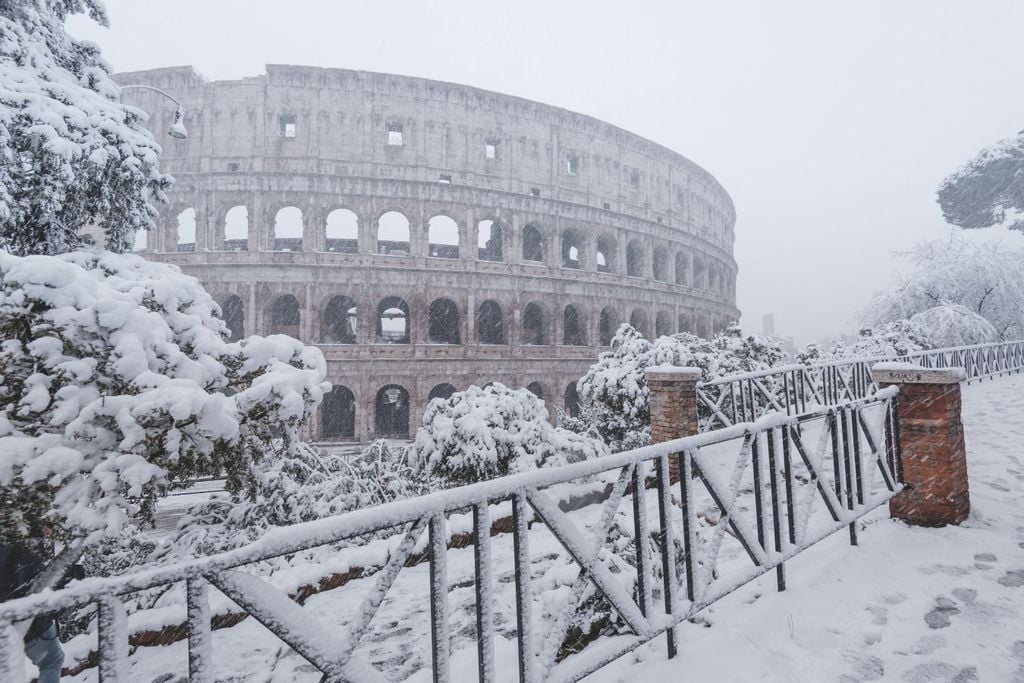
[590, 374, 1024, 682]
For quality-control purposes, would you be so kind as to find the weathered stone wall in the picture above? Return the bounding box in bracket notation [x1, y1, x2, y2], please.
[117, 65, 740, 443]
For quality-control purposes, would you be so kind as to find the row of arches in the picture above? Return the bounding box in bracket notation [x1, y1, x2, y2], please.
[148, 206, 732, 296]
[319, 380, 582, 440]
[221, 293, 722, 346]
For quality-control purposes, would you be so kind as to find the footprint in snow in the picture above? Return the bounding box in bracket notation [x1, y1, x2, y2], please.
[924, 596, 960, 629]
[998, 570, 1024, 588]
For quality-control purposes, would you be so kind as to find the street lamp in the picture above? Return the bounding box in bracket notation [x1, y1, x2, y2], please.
[119, 84, 188, 139]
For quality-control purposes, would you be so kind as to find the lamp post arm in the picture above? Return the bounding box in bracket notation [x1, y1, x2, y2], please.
[119, 84, 184, 109]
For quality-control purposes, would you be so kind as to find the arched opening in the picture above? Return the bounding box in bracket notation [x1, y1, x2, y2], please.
[428, 298, 461, 344]
[655, 311, 673, 337]
[377, 211, 411, 256]
[477, 300, 506, 344]
[652, 249, 668, 282]
[325, 209, 358, 253]
[522, 302, 547, 345]
[564, 381, 581, 418]
[477, 219, 503, 261]
[561, 229, 582, 269]
[221, 295, 244, 342]
[522, 224, 544, 263]
[599, 306, 619, 346]
[630, 308, 650, 338]
[376, 297, 410, 344]
[270, 294, 300, 337]
[273, 207, 303, 251]
[693, 258, 707, 290]
[626, 241, 644, 277]
[596, 235, 616, 273]
[428, 383, 457, 403]
[223, 205, 248, 251]
[132, 229, 148, 252]
[321, 386, 356, 440]
[428, 215, 460, 258]
[176, 208, 196, 252]
[563, 305, 587, 346]
[526, 382, 545, 401]
[375, 384, 410, 438]
[675, 252, 689, 285]
[678, 313, 691, 334]
[321, 296, 357, 344]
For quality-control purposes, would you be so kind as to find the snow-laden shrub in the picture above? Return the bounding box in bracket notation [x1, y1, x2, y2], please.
[410, 383, 609, 486]
[798, 319, 932, 364]
[910, 303, 997, 348]
[149, 440, 427, 564]
[0, 1, 171, 255]
[938, 129, 1024, 232]
[566, 323, 786, 451]
[863, 236, 1024, 339]
[0, 250, 328, 554]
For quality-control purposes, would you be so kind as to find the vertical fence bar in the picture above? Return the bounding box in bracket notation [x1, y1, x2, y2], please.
[851, 407, 865, 506]
[781, 425, 797, 546]
[186, 577, 213, 683]
[751, 433, 767, 550]
[656, 453, 679, 658]
[678, 450, 696, 602]
[766, 427, 786, 591]
[429, 514, 451, 683]
[97, 596, 128, 682]
[891, 395, 904, 484]
[632, 462, 653, 618]
[839, 410, 857, 546]
[473, 503, 495, 683]
[512, 494, 535, 683]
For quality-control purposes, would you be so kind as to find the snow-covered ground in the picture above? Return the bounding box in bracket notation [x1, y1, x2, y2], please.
[61, 374, 1024, 682]
[592, 374, 1024, 682]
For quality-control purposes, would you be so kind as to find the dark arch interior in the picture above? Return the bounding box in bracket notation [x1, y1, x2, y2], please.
[375, 384, 410, 438]
[270, 295, 300, 336]
[564, 381, 581, 418]
[478, 220, 503, 261]
[478, 300, 506, 344]
[596, 235, 615, 273]
[563, 305, 586, 346]
[523, 225, 544, 262]
[599, 307, 618, 346]
[626, 241, 644, 277]
[561, 229, 581, 269]
[655, 311, 672, 337]
[526, 382, 545, 400]
[221, 295, 244, 342]
[653, 250, 668, 282]
[428, 383, 457, 402]
[522, 302, 545, 345]
[321, 385, 356, 439]
[321, 296, 357, 344]
[429, 298, 461, 344]
[630, 308, 650, 337]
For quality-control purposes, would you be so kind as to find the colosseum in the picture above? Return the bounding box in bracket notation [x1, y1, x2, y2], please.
[117, 65, 740, 444]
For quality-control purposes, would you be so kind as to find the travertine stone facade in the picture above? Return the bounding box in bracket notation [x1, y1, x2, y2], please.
[117, 65, 740, 443]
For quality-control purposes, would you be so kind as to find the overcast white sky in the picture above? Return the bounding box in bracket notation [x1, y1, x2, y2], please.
[69, 0, 1024, 344]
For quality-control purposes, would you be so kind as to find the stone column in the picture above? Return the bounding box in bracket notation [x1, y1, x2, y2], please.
[645, 366, 702, 482]
[870, 363, 970, 527]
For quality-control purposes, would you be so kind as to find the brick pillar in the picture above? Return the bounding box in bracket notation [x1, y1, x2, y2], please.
[645, 366, 702, 482]
[870, 363, 970, 527]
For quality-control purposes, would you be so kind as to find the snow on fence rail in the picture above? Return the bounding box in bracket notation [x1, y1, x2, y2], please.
[0, 391, 902, 683]
[697, 338, 1024, 431]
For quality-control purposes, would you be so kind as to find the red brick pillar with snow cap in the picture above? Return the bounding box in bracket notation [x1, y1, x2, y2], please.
[870, 363, 970, 527]
[646, 366, 703, 483]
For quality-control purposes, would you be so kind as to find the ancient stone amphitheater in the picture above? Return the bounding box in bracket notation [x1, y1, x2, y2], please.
[118, 65, 739, 443]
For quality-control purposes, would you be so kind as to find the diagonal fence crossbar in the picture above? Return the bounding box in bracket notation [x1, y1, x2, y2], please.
[0, 391, 902, 683]
[697, 339, 1024, 431]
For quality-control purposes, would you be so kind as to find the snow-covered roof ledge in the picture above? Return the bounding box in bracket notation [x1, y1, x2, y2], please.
[870, 362, 967, 385]
[645, 365, 703, 382]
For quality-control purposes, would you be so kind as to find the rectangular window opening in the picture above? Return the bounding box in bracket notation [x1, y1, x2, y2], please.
[387, 122, 404, 146]
[566, 154, 579, 176]
[485, 142, 497, 159]
[530, 187, 541, 197]
[439, 174, 452, 184]
[279, 114, 296, 138]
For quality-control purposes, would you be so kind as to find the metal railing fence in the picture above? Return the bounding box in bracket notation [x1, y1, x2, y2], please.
[697, 339, 1024, 432]
[0, 392, 901, 683]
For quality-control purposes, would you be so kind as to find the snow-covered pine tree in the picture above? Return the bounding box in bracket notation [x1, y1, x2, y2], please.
[0, 0, 171, 255]
[409, 382, 608, 486]
[0, 250, 328, 582]
[937, 129, 1024, 232]
[861, 236, 1024, 340]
